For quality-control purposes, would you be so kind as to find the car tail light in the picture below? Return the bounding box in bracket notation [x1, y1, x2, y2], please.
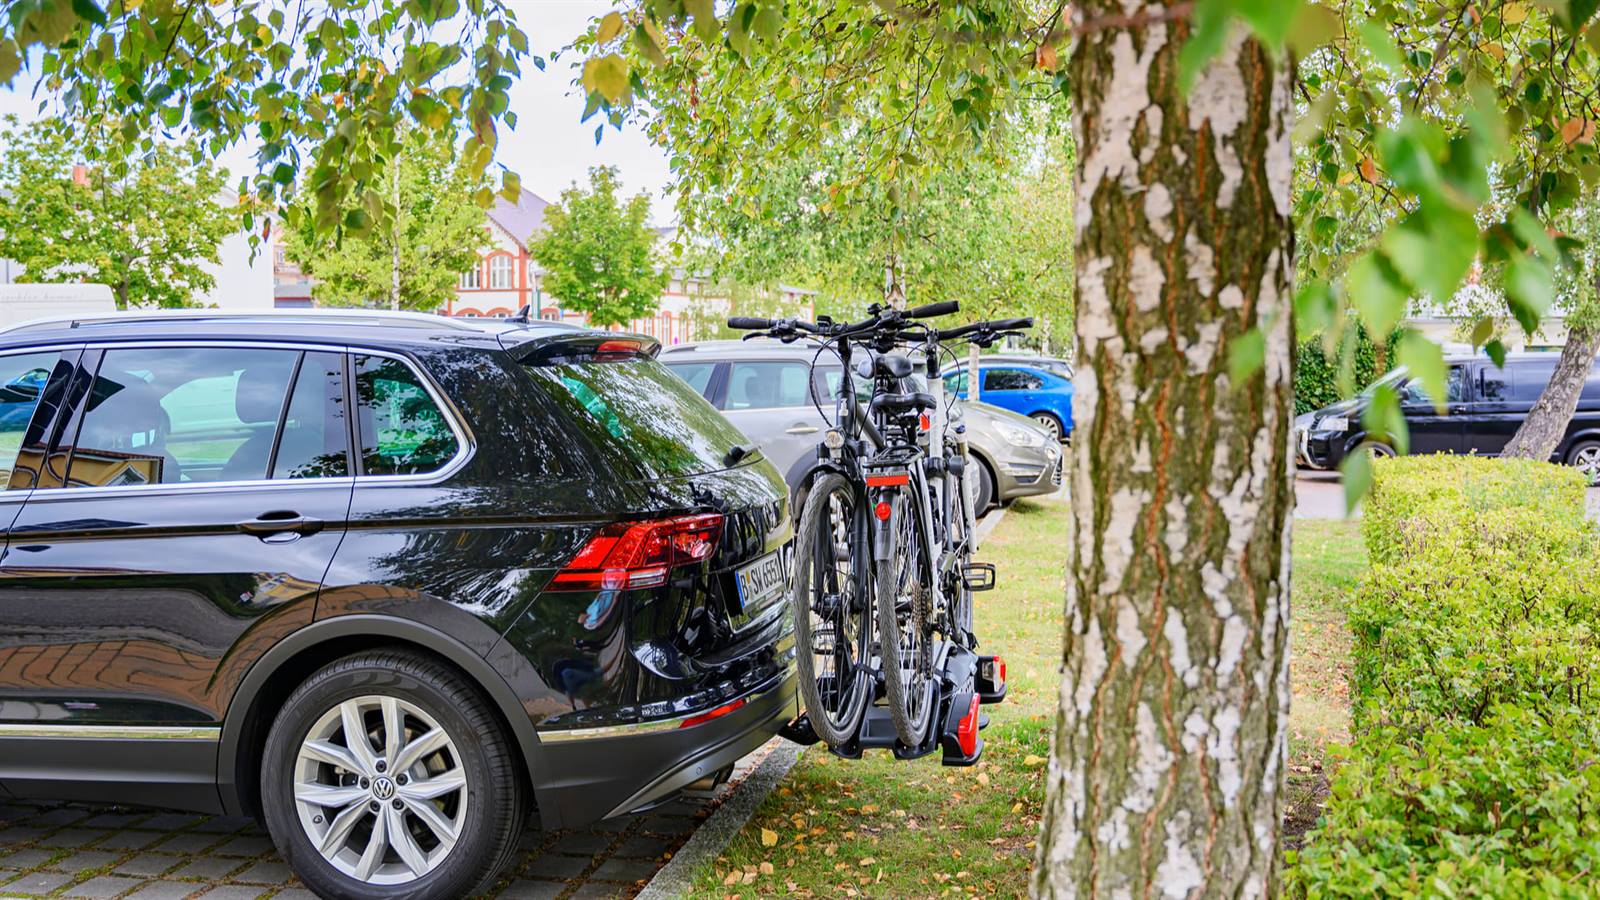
[679, 697, 747, 729]
[956, 694, 980, 758]
[550, 513, 724, 591]
[595, 338, 648, 359]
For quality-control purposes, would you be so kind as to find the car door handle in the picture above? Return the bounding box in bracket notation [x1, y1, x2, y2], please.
[785, 424, 820, 435]
[239, 512, 324, 537]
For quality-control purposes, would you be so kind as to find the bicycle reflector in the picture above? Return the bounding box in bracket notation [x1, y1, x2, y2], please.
[550, 513, 724, 591]
[956, 694, 981, 758]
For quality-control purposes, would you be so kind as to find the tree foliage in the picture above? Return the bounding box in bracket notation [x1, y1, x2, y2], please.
[529, 166, 667, 328]
[2, 0, 531, 242]
[0, 114, 234, 308]
[283, 131, 488, 311]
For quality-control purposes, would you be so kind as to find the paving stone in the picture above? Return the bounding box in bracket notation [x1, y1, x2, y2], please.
[264, 891, 316, 900]
[591, 818, 633, 833]
[525, 853, 591, 879]
[0, 806, 44, 822]
[124, 882, 199, 900]
[568, 884, 631, 899]
[0, 827, 48, 845]
[190, 818, 254, 835]
[149, 833, 223, 854]
[497, 880, 567, 900]
[80, 814, 148, 830]
[0, 848, 55, 871]
[132, 816, 201, 833]
[2, 870, 77, 895]
[226, 861, 291, 886]
[169, 857, 243, 881]
[40, 829, 106, 849]
[62, 874, 147, 898]
[210, 837, 272, 858]
[47, 850, 121, 873]
[515, 832, 549, 852]
[636, 815, 696, 837]
[113, 856, 182, 878]
[193, 886, 264, 900]
[591, 858, 657, 883]
[613, 836, 671, 859]
[30, 809, 93, 828]
[547, 833, 611, 855]
[96, 831, 166, 852]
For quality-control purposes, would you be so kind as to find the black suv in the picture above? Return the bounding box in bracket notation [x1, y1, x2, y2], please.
[0, 311, 795, 898]
[1296, 352, 1600, 482]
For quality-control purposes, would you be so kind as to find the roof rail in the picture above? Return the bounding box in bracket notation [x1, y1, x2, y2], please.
[0, 308, 488, 335]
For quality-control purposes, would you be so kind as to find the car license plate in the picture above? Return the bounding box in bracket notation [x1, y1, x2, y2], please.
[735, 550, 786, 613]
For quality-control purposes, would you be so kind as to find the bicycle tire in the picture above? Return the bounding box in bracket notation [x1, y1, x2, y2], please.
[875, 495, 937, 748]
[792, 473, 874, 747]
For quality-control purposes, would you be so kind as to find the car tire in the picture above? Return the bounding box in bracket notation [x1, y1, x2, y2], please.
[1357, 440, 1396, 459]
[1030, 413, 1064, 443]
[1567, 439, 1600, 485]
[973, 458, 996, 515]
[260, 649, 526, 900]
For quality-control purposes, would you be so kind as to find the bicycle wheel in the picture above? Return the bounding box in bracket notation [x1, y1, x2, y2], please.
[791, 473, 875, 747]
[876, 491, 937, 748]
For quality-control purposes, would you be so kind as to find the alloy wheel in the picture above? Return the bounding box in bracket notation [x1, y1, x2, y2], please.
[1032, 414, 1062, 442]
[292, 695, 468, 885]
[1573, 444, 1600, 485]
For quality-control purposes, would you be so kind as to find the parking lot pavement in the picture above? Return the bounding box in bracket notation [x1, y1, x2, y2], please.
[1294, 471, 1352, 520]
[0, 744, 778, 900]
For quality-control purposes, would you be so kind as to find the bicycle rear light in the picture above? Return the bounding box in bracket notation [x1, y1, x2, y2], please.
[550, 513, 724, 591]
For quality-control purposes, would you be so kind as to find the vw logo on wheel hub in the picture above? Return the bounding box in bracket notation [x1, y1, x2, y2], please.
[371, 776, 396, 800]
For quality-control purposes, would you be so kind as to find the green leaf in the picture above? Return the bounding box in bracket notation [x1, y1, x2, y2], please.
[1359, 20, 1405, 71]
[0, 40, 21, 85]
[1397, 330, 1447, 412]
[1347, 252, 1409, 337]
[70, 0, 106, 28]
[1504, 253, 1553, 334]
[1176, 0, 1230, 94]
[1286, 2, 1340, 56]
[1510, 208, 1559, 259]
[1227, 327, 1266, 386]
[1563, 0, 1600, 31]
[685, 0, 719, 43]
[1237, 0, 1303, 49]
[1294, 280, 1337, 337]
[1485, 338, 1508, 368]
[1363, 383, 1409, 454]
[1469, 316, 1495, 349]
[596, 12, 624, 44]
[500, 170, 521, 202]
[634, 22, 667, 67]
[1341, 449, 1373, 514]
[1380, 209, 1476, 303]
[582, 54, 629, 103]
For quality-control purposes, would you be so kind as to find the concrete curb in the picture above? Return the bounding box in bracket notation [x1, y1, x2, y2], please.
[635, 741, 804, 898]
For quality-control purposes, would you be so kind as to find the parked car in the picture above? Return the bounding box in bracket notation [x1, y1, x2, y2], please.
[1296, 352, 1600, 483]
[941, 363, 1075, 443]
[659, 340, 1062, 513]
[947, 353, 1074, 380]
[0, 310, 796, 898]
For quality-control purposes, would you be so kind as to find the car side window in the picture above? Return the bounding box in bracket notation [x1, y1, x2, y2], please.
[1480, 367, 1509, 402]
[1400, 367, 1464, 405]
[273, 351, 350, 479]
[1512, 362, 1558, 402]
[664, 361, 717, 398]
[353, 354, 459, 477]
[725, 361, 813, 410]
[984, 369, 1041, 391]
[64, 347, 299, 487]
[0, 351, 70, 491]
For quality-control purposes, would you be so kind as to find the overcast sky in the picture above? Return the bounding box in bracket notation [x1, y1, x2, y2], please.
[0, 0, 677, 221]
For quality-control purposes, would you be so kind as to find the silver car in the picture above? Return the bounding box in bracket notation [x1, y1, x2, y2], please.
[660, 340, 1062, 512]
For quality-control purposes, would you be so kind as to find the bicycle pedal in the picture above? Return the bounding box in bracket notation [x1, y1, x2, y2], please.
[962, 562, 997, 591]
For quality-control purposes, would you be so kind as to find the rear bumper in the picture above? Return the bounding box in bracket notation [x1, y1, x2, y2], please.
[529, 667, 798, 828]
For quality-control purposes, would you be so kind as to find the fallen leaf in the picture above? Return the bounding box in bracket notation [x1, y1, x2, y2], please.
[760, 861, 775, 875]
[1023, 754, 1047, 767]
[761, 828, 779, 847]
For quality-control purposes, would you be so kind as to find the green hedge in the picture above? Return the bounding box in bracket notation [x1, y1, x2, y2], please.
[1290, 456, 1600, 896]
[1288, 708, 1600, 898]
[1295, 326, 1399, 416]
[1362, 455, 1591, 567]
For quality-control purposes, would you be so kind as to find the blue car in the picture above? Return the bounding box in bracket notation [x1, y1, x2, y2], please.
[944, 363, 1074, 443]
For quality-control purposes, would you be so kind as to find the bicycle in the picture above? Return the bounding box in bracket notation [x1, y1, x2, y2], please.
[728, 304, 1033, 751]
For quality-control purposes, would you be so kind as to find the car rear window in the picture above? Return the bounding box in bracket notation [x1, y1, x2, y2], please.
[524, 357, 750, 479]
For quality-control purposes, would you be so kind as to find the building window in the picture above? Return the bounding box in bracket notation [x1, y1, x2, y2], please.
[489, 255, 513, 289]
[459, 263, 482, 290]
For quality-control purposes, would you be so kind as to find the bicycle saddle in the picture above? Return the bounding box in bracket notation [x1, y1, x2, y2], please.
[857, 353, 914, 379]
[871, 391, 936, 412]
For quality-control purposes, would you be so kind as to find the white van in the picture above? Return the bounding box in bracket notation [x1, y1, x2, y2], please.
[0, 283, 118, 329]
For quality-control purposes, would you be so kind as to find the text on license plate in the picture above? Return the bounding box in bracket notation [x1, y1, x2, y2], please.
[735, 550, 787, 612]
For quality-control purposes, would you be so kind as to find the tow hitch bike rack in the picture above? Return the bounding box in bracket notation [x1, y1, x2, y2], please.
[780, 645, 1008, 767]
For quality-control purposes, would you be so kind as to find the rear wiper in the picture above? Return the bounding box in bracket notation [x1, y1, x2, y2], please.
[724, 442, 762, 467]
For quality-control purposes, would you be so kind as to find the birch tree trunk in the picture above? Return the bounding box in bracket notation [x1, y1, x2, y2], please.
[1500, 318, 1600, 462]
[1034, 7, 1295, 897]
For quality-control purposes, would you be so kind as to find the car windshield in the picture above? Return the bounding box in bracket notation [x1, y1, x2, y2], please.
[1360, 367, 1410, 397]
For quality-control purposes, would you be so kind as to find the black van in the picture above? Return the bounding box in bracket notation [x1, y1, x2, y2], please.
[1296, 352, 1600, 483]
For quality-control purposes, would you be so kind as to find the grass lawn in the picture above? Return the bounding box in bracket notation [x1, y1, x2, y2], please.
[690, 499, 1364, 897]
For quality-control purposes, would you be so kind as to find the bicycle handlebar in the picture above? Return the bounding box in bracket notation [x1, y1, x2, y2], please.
[727, 316, 777, 330]
[905, 300, 960, 319]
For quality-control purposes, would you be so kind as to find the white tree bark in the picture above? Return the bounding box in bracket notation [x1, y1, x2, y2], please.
[1034, 6, 1295, 897]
